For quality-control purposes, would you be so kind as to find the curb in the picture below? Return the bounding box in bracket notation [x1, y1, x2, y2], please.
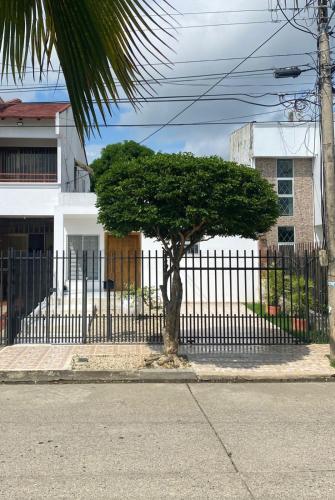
[196, 373, 335, 383]
[0, 369, 198, 384]
[0, 369, 335, 384]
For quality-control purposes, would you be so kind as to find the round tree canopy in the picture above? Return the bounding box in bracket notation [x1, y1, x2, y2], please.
[96, 152, 279, 242]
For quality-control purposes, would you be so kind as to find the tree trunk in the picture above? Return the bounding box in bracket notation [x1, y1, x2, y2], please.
[161, 268, 183, 355]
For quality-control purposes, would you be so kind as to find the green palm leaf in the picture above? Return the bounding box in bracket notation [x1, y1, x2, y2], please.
[0, 0, 172, 139]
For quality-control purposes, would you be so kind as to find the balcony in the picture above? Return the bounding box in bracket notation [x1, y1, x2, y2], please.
[0, 147, 57, 183]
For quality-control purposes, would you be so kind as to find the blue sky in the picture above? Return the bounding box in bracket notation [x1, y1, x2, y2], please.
[4, 0, 317, 164]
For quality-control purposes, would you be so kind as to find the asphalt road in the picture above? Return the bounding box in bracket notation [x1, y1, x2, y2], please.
[0, 383, 335, 499]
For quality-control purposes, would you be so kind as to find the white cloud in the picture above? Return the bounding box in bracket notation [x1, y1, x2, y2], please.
[85, 144, 103, 163]
[115, 0, 316, 157]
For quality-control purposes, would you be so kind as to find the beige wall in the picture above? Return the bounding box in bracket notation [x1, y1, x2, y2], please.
[256, 158, 314, 247]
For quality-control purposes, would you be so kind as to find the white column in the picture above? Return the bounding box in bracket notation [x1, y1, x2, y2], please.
[53, 211, 65, 293]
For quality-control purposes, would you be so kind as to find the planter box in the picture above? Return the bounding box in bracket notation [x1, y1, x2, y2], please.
[267, 305, 281, 316]
[292, 318, 307, 332]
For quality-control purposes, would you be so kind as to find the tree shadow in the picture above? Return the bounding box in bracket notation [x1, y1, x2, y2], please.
[179, 343, 323, 370]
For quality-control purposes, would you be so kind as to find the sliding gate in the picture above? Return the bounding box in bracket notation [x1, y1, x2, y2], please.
[0, 248, 329, 345]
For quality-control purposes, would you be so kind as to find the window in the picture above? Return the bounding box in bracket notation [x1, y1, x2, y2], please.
[278, 226, 295, 246]
[277, 159, 293, 178]
[0, 147, 57, 182]
[68, 235, 99, 279]
[277, 159, 293, 216]
[186, 241, 200, 255]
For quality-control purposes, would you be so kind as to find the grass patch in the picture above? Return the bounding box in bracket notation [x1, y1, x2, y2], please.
[326, 355, 335, 369]
[246, 303, 328, 344]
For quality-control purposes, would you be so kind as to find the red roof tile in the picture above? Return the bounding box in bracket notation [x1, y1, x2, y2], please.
[0, 100, 70, 119]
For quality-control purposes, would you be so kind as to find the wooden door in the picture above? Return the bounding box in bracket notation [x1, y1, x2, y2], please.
[105, 233, 141, 290]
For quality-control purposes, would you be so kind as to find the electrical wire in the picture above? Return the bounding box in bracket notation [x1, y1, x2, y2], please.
[276, 0, 317, 38]
[0, 49, 324, 75]
[143, 18, 317, 32]
[148, 8, 310, 18]
[138, 0, 317, 144]
[0, 64, 314, 93]
[0, 119, 319, 129]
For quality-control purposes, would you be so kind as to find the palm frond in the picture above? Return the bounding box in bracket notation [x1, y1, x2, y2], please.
[0, 0, 173, 139]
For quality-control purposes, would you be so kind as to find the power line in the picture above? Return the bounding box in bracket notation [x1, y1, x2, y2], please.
[0, 120, 318, 129]
[139, 1, 316, 144]
[11, 91, 316, 106]
[148, 8, 308, 18]
[0, 49, 324, 75]
[143, 18, 316, 32]
[0, 65, 314, 94]
[165, 81, 316, 88]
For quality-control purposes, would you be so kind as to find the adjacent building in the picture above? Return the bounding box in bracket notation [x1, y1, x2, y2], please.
[230, 121, 322, 249]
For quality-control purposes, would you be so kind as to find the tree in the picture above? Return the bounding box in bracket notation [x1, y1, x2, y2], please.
[0, 1, 170, 139]
[96, 153, 279, 357]
[90, 141, 154, 191]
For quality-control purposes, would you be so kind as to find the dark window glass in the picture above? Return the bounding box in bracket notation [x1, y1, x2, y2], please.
[0, 147, 57, 181]
[277, 159, 293, 178]
[278, 226, 295, 243]
[278, 179, 293, 195]
[278, 197, 293, 216]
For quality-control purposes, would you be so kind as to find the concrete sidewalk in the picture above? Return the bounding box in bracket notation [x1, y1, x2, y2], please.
[0, 343, 334, 383]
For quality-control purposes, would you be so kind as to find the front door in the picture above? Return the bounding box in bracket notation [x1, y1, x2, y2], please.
[105, 233, 141, 290]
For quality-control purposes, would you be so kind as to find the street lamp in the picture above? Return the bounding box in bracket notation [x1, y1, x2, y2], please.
[273, 66, 303, 79]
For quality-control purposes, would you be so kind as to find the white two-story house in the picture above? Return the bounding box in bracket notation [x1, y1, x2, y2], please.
[0, 98, 107, 260]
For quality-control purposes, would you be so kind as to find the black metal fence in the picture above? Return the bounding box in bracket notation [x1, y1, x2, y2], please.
[0, 247, 329, 346]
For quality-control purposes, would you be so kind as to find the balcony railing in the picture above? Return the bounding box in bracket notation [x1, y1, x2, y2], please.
[0, 147, 57, 183]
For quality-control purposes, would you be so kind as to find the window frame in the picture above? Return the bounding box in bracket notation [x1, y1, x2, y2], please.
[185, 241, 200, 255]
[278, 226, 295, 247]
[67, 234, 100, 280]
[277, 159, 294, 217]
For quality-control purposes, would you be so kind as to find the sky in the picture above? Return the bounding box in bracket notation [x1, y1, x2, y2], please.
[2, 0, 321, 163]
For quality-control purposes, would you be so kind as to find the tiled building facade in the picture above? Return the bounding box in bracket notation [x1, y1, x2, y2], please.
[230, 123, 321, 249]
[256, 157, 314, 248]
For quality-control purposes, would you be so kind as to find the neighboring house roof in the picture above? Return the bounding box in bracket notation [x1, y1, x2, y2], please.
[0, 99, 70, 119]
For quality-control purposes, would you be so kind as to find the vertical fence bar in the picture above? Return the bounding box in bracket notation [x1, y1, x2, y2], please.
[6, 249, 14, 345]
[222, 250, 225, 343]
[236, 250, 240, 344]
[82, 251, 88, 344]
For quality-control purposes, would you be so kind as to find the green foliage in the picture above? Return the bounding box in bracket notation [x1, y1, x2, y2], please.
[0, 1, 171, 139]
[285, 274, 314, 318]
[90, 141, 155, 191]
[267, 269, 283, 306]
[267, 270, 314, 317]
[124, 283, 162, 311]
[96, 153, 280, 246]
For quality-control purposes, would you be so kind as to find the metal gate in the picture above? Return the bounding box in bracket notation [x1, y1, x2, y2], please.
[0, 247, 329, 346]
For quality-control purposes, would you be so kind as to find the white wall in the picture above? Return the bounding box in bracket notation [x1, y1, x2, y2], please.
[141, 236, 259, 303]
[230, 124, 253, 165]
[58, 109, 90, 193]
[0, 185, 59, 216]
[252, 123, 319, 158]
[55, 193, 103, 254]
[0, 118, 56, 140]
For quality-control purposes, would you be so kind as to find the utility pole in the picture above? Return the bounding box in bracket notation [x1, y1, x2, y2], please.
[318, 0, 335, 360]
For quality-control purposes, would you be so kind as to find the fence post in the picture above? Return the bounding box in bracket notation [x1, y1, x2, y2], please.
[82, 251, 88, 344]
[6, 248, 15, 346]
[45, 251, 51, 343]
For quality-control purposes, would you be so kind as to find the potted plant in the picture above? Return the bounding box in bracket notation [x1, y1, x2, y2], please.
[267, 269, 282, 316]
[288, 275, 314, 332]
[122, 283, 162, 316]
